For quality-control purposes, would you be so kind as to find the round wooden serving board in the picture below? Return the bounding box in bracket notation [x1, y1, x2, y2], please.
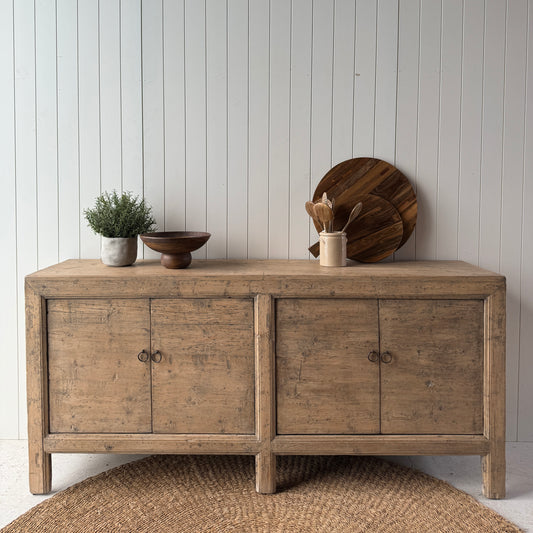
[309, 158, 417, 262]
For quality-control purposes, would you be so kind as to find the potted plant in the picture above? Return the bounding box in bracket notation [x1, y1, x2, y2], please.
[84, 191, 156, 266]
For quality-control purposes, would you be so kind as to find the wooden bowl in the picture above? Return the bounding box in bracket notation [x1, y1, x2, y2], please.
[140, 231, 211, 269]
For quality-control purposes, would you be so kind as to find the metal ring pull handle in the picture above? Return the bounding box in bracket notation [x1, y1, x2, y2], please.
[151, 350, 162, 363]
[381, 351, 393, 364]
[137, 350, 149, 363]
[367, 350, 379, 363]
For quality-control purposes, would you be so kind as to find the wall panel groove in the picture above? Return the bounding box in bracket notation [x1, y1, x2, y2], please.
[2, 0, 532, 441]
[0, 0, 18, 438]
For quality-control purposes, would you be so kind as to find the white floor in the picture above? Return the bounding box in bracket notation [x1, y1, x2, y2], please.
[1, 440, 532, 531]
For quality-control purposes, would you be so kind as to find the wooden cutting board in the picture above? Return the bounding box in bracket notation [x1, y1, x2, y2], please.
[309, 158, 417, 262]
[309, 193, 404, 263]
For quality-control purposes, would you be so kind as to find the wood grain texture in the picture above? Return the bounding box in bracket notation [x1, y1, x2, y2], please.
[276, 299, 380, 434]
[25, 283, 51, 494]
[26, 260, 504, 301]
[309, 193, 404, 262]
[151, 299, 255, 434]
[379, 299, 484, 435]
[47, 299, 151, 433]
[310, 158, 417, 251]
[254, 294, 276, 493]
[44, 433, 259, 454]
[272, 435, 490, 455]
[26, 260, 506, 497]
[482, 287, 506, 498]
[27, 258, 504, 279]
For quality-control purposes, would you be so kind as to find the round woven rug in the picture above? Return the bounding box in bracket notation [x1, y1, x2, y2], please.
[2, 455, 519, 533]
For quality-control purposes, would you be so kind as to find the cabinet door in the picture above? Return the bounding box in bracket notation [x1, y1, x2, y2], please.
[151, 299, 255, 434]
[276, 299, 380, 434]
[379, 300, 484, 434]
[48, 299, 151, 433]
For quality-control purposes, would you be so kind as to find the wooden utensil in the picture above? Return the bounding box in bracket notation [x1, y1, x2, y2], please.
[305, 201, 320, 226]
[314, 202, 334, 232]
[341, 202, 363, 233]
[310, 194, 403, 262]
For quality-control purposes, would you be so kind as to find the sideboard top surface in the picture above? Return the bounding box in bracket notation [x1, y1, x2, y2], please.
[25, 260, 504, 299]
[27, 259, 503, 280]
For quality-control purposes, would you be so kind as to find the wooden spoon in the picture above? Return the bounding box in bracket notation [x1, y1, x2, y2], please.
[314, 202, 334, 233]
[341, 202, 363, 233]
[305, 201, 320, 225]
[321, 194, 334, 230]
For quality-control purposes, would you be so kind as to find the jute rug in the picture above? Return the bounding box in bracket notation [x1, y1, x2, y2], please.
[2, 455, 520, 532]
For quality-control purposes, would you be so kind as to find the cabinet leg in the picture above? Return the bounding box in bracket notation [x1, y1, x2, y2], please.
[256, 451, 276, 494]
[28, 445, 51, 495]
[482, 445, 505, 499]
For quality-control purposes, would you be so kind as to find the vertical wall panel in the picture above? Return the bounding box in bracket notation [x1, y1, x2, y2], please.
[121, 0, 144, 258]
[205, 0, 227, 258]
[227, 0, 248, 258]
[142, 0, 164, 258]
[310, 0, 333, 248]
[479, 0, 505, 274]
[310, 0, 334, 185]
[247, 0, 269, 259]
[4, 0, 533, 442]
[78, 0, 101, 258]
[478, 0, 507, 429]
[394, 0, 419, 262]
[57, 0, 79, 262]
[519, 0, 533, 441]
[99, 0, 122, 194]
[374, 0, 398, 263]
[121, 0, 143, 197]
[289, 0, 312, 258]
[163, 0, 186, 235]
[269, 0, 290, 258]
[457, 0, 484, 266]
[120, 0, 142, 194]
[35, 0, 58, 269]
[0, 0, 18, 438]
[184, 0, 207, 258]
[14, 0, 37, 438]
[500, 0, 527, 441]
[353, 0, 376, 156]
[415, 0, 441, 260]
[331, 0, 355, 166]
[373, 0, 398, 163]
[436, 0, 462, 260]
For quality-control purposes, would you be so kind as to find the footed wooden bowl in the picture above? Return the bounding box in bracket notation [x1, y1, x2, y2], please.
[140, 231, 211, 269]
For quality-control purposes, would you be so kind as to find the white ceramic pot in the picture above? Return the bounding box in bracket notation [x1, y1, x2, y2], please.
[319, 231, 347, 267]
[101, 237, 138, 267]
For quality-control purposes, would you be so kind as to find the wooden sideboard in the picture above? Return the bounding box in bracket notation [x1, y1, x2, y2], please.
[26, 259, 506, 498]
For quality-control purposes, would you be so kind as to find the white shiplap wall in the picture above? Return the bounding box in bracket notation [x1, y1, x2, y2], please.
[1, 0, 532, 442]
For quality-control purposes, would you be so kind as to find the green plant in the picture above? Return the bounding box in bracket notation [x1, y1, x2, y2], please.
[84, 191, 157, 238]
